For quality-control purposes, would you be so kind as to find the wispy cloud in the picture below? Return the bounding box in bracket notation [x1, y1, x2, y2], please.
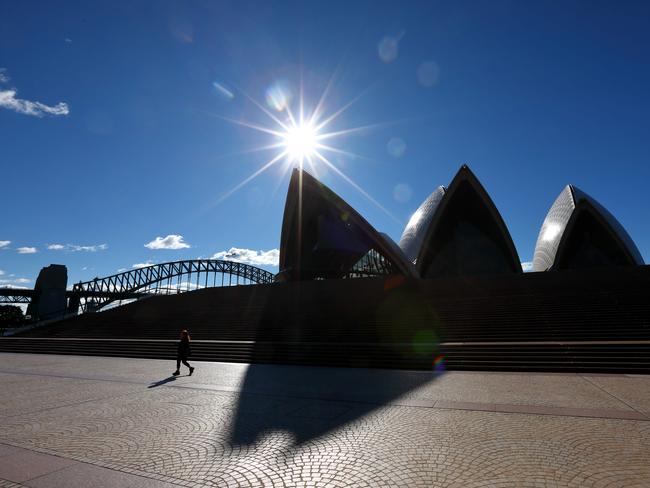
[0, 240, 10, 249]
[211, 247, 279, 267]
[132, 261, 155, 269]
[17, 247, 37, 254]
[0, 68, 69, 117]
[0, 89, 70, 117]
[0, 269, 30, 288]
[521, 261, 533, 272]
[0, 277, 30, 285]
[47, 243, 108, 252]
[144, 235, 190, 250]
[0, 284, 29, 290]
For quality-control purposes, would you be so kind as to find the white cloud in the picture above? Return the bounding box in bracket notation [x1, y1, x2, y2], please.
[116, 268, 127, 273]
[0, 270, 30, 288]
[0, 88, 69, 117]
[144, 235, 190, 250]
[0, 240, 10, 249]
[17, 247, 37, 254]
[76, 244, 107, 252]
[132, 261, 155, 269]
[521, 262, 533, 272]
[0, 284, 29, 290]
[176, 281, 203, 290]
[0, 277, 30, 285]
[0, 69, 68, 116]
[47, 243, 108, 252]
[211, 247, 279, 267]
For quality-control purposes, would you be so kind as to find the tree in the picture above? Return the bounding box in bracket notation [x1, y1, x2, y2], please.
[0, 305, 26, 329]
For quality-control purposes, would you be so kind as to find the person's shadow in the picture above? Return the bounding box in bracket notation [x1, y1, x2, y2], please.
[148, 376, 178, 388]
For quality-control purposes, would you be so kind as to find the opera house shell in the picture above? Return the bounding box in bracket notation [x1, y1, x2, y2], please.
[279, 165, 643, 281]
[278, 169, 417, 281]
[399, 165, 522, 277]
[532, 185, 644, 272]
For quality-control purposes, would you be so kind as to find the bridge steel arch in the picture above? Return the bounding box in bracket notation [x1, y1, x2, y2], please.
[0, 291, 32, 304]
[71, 259, 275, 313]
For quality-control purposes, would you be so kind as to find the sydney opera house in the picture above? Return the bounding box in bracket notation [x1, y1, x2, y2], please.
[278, 165, 643, 281]
[2, 166, 649, 373]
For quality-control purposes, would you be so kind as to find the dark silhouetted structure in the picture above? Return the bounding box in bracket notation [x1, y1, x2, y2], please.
[400, 165, 522, 277]
[26, 264, 67, 321]
[2, 166, 648, 373]
[278, 169, 416, 281]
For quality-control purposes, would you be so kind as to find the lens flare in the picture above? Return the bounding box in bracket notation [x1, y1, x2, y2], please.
[433, 355, 445, 373]
[417, 61, 440, 87]
[265, 81, 293, 112]
[387, 137, 406, 158]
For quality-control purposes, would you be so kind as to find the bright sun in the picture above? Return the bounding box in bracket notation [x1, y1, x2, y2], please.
[283, 123, 318, 163]
[212, 79, 395, 221]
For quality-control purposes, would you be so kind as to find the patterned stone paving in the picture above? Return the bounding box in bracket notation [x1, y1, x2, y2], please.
[0, 480, 27, 488]
[582, 375, 650, 418]
[1, 353, 649, 487]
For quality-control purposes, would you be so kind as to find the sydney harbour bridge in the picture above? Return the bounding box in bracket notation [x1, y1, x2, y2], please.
[0, 259, 275, 321]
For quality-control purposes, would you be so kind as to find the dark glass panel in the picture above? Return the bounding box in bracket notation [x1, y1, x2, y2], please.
[344, 248, 398, 278]
[423, 181, 517, 278]
[557, 210, 635, 269]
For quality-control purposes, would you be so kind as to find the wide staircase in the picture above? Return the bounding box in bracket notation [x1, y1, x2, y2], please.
[1, 266, 649, 372]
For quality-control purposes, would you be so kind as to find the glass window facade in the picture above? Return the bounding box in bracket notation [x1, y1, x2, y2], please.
[345, 248, 398, 278]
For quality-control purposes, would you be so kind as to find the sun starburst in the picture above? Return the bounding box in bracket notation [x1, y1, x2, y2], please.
[283, 122, 318, 164]
[210, 77, 398, 222]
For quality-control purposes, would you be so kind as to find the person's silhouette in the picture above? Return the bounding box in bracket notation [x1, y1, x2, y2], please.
[173, 329, 194, 376]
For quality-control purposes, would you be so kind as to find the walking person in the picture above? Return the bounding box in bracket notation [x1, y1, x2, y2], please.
[173, 329, 194, 376]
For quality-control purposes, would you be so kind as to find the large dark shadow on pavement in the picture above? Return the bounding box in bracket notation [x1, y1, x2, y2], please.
[229, 363, 441, 446]
[227, 277, 443, 446]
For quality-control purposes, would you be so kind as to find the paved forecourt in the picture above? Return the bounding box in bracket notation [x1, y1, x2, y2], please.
[0, 353, 649, 487]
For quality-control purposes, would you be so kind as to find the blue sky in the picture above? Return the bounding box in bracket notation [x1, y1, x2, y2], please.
[1, 0, 649, 288]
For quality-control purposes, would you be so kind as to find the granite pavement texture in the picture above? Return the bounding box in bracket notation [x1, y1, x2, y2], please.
[0, 353, 649, 487]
